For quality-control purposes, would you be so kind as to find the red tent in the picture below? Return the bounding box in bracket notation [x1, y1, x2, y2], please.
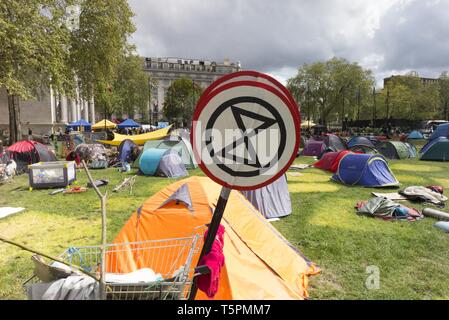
[6, 140, 57, 173]
[313, 152, 339, 172]
[314, 150, 353, 173]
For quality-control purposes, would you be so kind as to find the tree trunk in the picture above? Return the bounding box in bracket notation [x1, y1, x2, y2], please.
[7, 91, 22, 144]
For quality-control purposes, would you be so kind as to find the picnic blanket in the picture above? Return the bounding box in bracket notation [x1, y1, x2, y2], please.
[0, 207, 25, 219]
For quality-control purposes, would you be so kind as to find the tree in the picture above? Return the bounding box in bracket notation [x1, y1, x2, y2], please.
[287, 57, 374, 125]
[113, 54, 149, 121]
[439, 72, 449, 120]
[70, 0, 135, 120]
[0, 0, 74, 143]
[163, 77, 202, 127]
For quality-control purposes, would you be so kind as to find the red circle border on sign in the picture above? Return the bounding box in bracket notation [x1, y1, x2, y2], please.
[191, 79, 301, 190]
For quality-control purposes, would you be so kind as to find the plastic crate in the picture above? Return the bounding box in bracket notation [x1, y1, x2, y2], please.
[28, 161, 76, 189]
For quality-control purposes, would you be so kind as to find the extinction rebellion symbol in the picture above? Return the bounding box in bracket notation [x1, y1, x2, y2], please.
[191, 71, 301, 190]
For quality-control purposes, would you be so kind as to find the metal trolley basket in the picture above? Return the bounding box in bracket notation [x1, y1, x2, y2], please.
[27, 235, 204, 300]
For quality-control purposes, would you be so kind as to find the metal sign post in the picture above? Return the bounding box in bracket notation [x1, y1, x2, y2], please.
[189, 71, 301, 300]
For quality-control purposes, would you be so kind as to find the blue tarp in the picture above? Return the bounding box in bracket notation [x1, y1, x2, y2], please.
[408, 131, 424, 139]
[157, 122, 169, 129]
[117, 119, 141, 128]
[429, 123, 449, 141]
[332, 154, 399, 187]
[348, 136, 376, 149]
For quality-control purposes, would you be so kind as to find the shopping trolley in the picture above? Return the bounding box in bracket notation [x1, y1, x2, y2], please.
[25, 235, 208, 300]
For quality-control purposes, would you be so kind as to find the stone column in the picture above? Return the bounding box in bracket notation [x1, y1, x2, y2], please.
[89, 97, 95, 123]
[49, 87, 56, 132]
[83, 99, 89, 121]
[60, 95, 68, 123]
[69, 98, 77, 122]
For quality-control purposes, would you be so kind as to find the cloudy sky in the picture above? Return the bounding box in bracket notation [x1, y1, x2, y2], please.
[128, 0, 449, 87]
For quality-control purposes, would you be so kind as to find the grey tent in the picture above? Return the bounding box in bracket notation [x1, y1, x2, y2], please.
[239, 175, 292, 219]
[139, 148, 188, 178]
[134, 136, 197, 169]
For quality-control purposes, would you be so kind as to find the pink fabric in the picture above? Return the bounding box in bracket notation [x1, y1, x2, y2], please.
[197, 224, 225, 298]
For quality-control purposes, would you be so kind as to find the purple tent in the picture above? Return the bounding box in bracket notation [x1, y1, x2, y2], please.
[302, 139, 326, 156]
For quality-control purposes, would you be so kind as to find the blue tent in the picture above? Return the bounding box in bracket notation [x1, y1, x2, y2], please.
[429, 123, 449, 141]
[67, 119, 92, 132]
[118, 139, 138, 164]
[139, 148, 187, 178]
[408, 131, 424, 139]
[348, 136, 376, 149]
[117, 119, 141, 128]
[332, 153, 399, 187]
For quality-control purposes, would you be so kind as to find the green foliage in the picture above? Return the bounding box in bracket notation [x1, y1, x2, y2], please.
[70, 0, 136, 115]
[163, 77, 202, 126]
[287, 58, 374, 124]
[113, 54, 149, 121]
[439, 72, 449, 120]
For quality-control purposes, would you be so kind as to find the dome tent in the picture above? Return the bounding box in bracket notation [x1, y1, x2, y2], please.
[239, 175, 292, 219]
[106, 177, 319, 300]
[117, 139, 139, 164]
[6, 140, 57, 173]
[139, 148, 188, 178]
[323, 134, 347, 152]
[348, 136, 376, 149]
[313, 150, 353, 173]
[134, 135, 197, 169]
[420, 137, 449, 162]
[332, 153, 399, 188]
[301, 139, 326, 156]
[376, 141, 411, 160]
[429, 123, 449, 141]
[408, 131, 424, 139]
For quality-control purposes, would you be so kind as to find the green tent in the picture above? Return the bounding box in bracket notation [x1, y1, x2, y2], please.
[133, 136, 197, 169]
[377, 141, 411, 159]
[421, 139, 449, 162]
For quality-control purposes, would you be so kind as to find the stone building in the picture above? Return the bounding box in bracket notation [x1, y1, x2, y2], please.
[0, 56, 240, 135]
[143, 57, 241, 122]
[0, 87, 95, 136]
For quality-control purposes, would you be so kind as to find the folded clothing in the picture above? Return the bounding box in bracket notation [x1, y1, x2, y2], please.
[104, 268, 163, 284]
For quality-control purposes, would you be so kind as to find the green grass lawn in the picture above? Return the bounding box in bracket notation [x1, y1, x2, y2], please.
[1, 142, 449, 299]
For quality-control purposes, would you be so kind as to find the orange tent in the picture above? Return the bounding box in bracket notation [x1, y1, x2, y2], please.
[107, 177, 319, 300]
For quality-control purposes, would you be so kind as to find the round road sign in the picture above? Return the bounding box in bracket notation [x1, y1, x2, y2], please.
[192, 74, 301, 190]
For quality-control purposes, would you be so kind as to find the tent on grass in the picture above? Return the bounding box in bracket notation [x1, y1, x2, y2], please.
[348, 136, 376, 149]
[139, 148, 188, 178]
[376, 141, 411, 159]
[408, 131, 424, 139]
[117, 119, 141, 129]
[134, 135, 197, 169]
[6, 140, 57, 173]
[239, 175, 291, 219]
[302, 139, 326, 156]
[332, 153, 399, 187]
[404, 142, 418, 158]
[117, 139, 139, 164]
[313, 150, 352, 173]
[106, 177, 320, 300]
[323, 134, 347, 152]
[420, 137, 449, 162]
[429, 123, 449, 141]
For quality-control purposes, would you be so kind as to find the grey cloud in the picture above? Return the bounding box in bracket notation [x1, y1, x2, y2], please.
[128, 0, 449, 82]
